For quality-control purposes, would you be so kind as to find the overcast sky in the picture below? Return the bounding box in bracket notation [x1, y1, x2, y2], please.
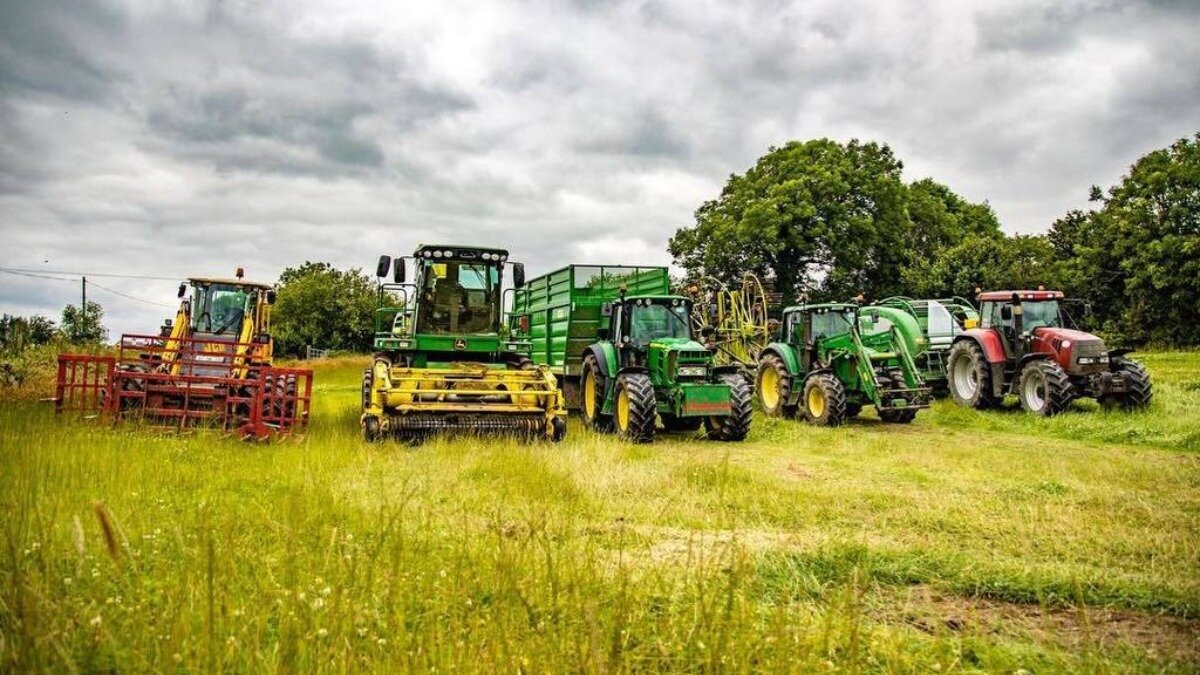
[1, 0, 1197, 336]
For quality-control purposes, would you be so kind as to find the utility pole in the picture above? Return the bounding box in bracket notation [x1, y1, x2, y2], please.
[81, 276, 87, 321]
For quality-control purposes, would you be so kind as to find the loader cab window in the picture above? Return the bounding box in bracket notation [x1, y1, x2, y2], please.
[416, 261, 500, 335]
[625, 300, 691, 345]
[193, 284, 250, 335]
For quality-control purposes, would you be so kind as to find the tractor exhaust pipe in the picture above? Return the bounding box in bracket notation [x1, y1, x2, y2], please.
[1011, 292, 1024, 359]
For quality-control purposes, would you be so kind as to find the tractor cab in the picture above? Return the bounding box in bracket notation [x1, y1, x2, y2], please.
[782, 303, 859, 370]
[609, 296, 694, 347]
[169, 273, 276, 377]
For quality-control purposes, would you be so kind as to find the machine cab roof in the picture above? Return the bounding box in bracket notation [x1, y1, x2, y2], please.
[976, 290, 1064, 302]
[187, 277, 273, 290]
[413, 244, 509, 262]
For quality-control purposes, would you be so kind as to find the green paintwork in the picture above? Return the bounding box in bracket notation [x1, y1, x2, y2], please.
[877, 296, 979, 385]
[773, 302, 930, 412]
[511, 265, 735, 421]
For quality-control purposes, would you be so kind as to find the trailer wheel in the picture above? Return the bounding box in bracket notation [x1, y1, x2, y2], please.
[580, 354, 613, 432]
[947, 341, 999, 409]
[756, 354, 796, 417]
[613, 372, 656, 443]
[801, 373, 847, 427]
[878, 408, 916, 424]
[1018, 360, 1073, 416]
[706, 373, 752, 441]
[661, 413, 703, 432]
[1106, 360, 1153, 410]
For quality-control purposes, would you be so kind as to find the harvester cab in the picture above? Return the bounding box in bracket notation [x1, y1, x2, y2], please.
[53, 269, 311, 440]
[578, 291, 752, 443]
[946, 290, 1152, 415]
[756, 301, 930, 426]
[362, 245, 566, 443]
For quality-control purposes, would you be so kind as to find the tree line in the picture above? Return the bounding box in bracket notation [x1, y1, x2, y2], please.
[4, 134, 1196, 354]
[669, 133, 1200, 347]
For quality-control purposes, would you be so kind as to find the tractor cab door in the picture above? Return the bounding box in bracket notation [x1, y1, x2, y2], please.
[982, 301, 1017, 359]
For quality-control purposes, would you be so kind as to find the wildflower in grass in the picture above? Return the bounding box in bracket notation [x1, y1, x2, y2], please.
[90, 615, 102, 627]
[317, 628, 329, 638]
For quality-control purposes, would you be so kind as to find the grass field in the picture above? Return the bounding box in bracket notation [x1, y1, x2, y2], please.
[2, 352, 1198, 672]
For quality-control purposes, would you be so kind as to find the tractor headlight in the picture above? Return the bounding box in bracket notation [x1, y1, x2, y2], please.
[1077, 356, 1109, 365]
[678, 365, 707, 377]
[396, 340, 411, 349]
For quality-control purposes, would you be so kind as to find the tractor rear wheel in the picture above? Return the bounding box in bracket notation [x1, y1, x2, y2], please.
[706, 373, 752, 441]
[947, 341, 999, 409]
[580, 354, 613, 432]
[661, 413, 703, 432]
[1018, 360, 1073, 416]
[801, 373, 847, 427]
[878, 408, 917, 424]
[1105, 360, 1153, 410]
[613, 372, 656, 443]
[756, 354, 796, 418]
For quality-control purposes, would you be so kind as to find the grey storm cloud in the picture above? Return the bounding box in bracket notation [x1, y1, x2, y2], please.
[1, 0, 1198, 336]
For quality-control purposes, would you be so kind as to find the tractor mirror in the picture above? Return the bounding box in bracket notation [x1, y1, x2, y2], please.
[177, 283, 187, 298]
[1000, 305, 1013, 320]
[393, 259, 405, 284]
[376, 255, 392, 278]
[513, 263, 526, 288]
[601, 302, 613, 316]
[266, 289, 277, 305]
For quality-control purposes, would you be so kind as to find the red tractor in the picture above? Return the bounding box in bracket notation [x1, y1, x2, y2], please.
[945, 290, 1152, 416]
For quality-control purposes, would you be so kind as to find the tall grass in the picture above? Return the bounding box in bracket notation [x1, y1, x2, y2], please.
[1, 353, 1197, 672]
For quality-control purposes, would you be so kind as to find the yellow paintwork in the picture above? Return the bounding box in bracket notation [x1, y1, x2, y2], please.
[760, 366, 780, 409]
[363, 361, 567, 439]
[583, 371, 597, 418]
[807, 386, 826, 418]
[616, 386, 630, 431]
[165, 280, 275, 378]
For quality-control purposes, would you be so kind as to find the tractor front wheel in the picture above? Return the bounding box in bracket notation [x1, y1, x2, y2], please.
[1105, 359, 1153, 410]
[801, 373, 847, 427]
[1018, 360, 1073, 416]
[947, 341, 999, 410]
[706, 373, 752, 441]
[613, 372, 656, 443]
[580, 354, 614, 432]
[756, 354, 796, 418]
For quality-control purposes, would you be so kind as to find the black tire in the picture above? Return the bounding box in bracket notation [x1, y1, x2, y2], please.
[550, 416, 568, 442]
[508, 356, 535, 370]
[756, 354, 796, 418]
[362, 414, 383, 442]
[706, 373, 752, 441]
[661, 413, 703, 432]
[947, 341, 1000, 410]
[878, 407, 916, 424]
[361, 368, 374, 411]
[801, 373, 847, 427]
[613, 372, 656, 443]
[1111, 360, 1153, 410]
[1018, 360, 1073, 416]
[580, 354, 613, 432]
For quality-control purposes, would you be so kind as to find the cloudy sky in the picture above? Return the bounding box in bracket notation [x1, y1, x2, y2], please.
[1, 0, 1197, 336]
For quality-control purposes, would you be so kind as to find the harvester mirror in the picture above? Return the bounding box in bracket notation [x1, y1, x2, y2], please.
[177, 283, 187, 298]
[393, 259, 405, 284]
[376, 255, 392, 279]
[513, 263, 526, 288]
[1000, 305, 1013, 320]
[266, 289, 277, 304]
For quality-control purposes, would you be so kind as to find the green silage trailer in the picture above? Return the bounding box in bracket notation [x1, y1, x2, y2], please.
[510, 264, 751, 443]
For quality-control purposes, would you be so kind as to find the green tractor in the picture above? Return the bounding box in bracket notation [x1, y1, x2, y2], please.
[362, 244, 567, 443]
[511, 265, 752, 443]
[756, 301, 930, 426]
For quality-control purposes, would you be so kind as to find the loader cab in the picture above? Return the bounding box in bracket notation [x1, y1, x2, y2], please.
[783, 303, 858, 371]
[186, 277, 273, 339]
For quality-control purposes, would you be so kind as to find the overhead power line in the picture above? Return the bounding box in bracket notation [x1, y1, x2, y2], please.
[0, 268, 176, 309]
[87, 280, 176, 308]
[0, 266, 179, 281]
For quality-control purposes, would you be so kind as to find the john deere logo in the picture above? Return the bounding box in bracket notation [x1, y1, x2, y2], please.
[454, 338, 467, 351]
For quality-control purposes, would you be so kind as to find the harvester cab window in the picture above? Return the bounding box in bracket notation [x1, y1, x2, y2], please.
[627, 302, 691, 344]
[417, 261, 499, 335]
[193, 284, 250, 335]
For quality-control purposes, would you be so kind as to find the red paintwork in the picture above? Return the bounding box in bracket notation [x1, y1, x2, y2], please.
[1030, 326, 1101, 367]
[959, 328, 1007, 363]
[976, 290, 1064, 302]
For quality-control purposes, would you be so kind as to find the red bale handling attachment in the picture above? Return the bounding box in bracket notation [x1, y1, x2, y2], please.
[54, 334, 312, 440]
